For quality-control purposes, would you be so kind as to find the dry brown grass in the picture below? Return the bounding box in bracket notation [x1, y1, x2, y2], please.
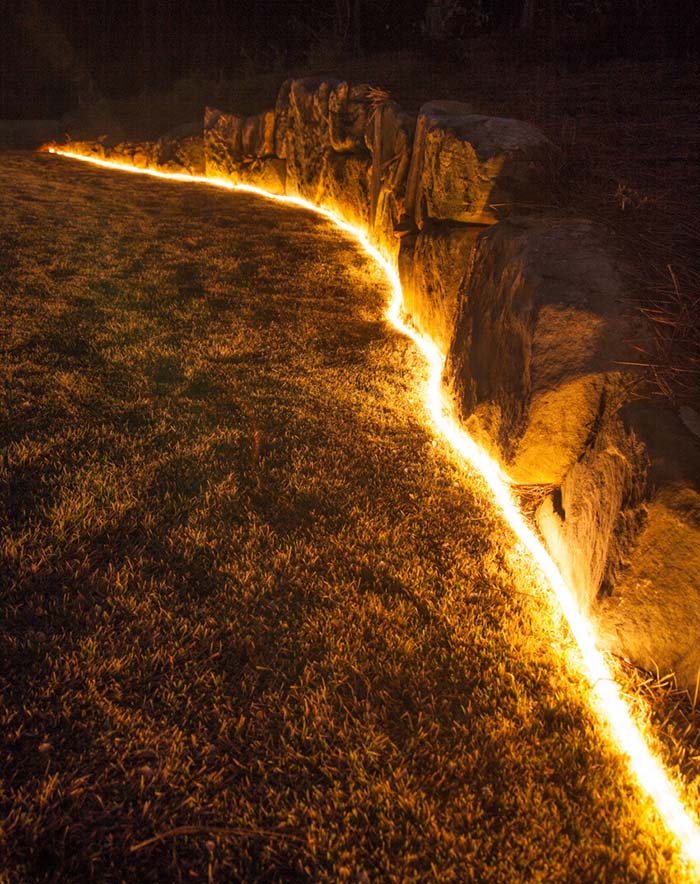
[1, 150, 699, 882]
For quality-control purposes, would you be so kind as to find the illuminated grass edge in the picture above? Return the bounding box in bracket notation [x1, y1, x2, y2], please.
[46, 146, 700, 874]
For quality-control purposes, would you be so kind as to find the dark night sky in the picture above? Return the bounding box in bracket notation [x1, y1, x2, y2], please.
[1, 0, 428, 117]
[1, 0, 698, 118]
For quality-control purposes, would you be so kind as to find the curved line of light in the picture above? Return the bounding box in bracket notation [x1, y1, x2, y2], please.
[47, 147, 700, 874]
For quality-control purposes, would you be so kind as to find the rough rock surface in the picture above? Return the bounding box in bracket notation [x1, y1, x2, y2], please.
[537, 414, 648, 612]
[594, 404, 700, 691]
[409, 104, 555, 227]
[405, 101, 473, 230]
[58, 139, 107, 160]
[242, 110, 276, 159]
[281, 77, 339, 201]
[234, 158, 287, 195]
[108, 140, 159, 169]
[399, 224, 482, 354]
[273, 79, 292, 159]
[444, 216, 635, 487]
[318, 152, 371, 231]
[273, 78, 373, 217]
[204, 108, 283, 192]
[329, 81, 371, 154]
[204, 107, 244, 176]
[365, 100, 416, 261]
[442, 215, 652, 616]
[157, 121, 205, 175]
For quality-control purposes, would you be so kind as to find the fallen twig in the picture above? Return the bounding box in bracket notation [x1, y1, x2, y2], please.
[130, 825, 305, 853]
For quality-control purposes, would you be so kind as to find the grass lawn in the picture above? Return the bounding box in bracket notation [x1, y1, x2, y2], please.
[0, 150, 696, 882]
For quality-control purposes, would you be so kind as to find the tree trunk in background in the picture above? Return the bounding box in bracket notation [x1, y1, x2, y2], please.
[520, 0, 536, 30]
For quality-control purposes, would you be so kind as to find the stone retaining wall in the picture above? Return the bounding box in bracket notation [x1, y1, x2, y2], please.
[55, 77, 700, 692]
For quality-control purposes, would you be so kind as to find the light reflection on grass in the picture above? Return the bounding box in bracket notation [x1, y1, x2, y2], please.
[0, 150, 696, 882]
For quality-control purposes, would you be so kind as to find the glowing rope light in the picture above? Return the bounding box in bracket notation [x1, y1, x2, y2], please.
[47, 146, 700, 873]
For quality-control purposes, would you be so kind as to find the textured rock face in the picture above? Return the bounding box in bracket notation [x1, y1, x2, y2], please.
[329, 81, 371, 153]
[157, 122, 205, 174]
[273, 78, 374, 224]
[594, 404, 700, 691]
[273, 79, 293, 159]
[537, 415, 648, 612]
[405, 101, 473, 230]
[234, 159, 287, 195]
[281, 77, 340, 201]
[204, 107, 244, 176]
[443, 216, 651, 616]
[366, 100, 416, 261]
[58, 139, 107, 160]
[109, 140, 159, 169]
[407, 104, 555, 227]
[242, 110, 276, 159]
[399, 225, 481, 354]
[203, 108, 284, 193]
[318, 152, 371, 231]
[444, 217, 634, 487]
[438, 209, 699, 687]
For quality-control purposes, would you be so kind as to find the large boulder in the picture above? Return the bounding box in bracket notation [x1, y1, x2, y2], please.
[443, 216, 649, 613]
[275, 78, 371, 215]
[278, 78, 369, 161]
[407, 102, 555, 227]
[328, 81, 371, 154]
[279, 77, 340, 201]
[536, 413, 648, 612]
[156, 121, 204, 175]
[398, 224, 482, 354]
[204, 107, 283, 193]
[365, 100, 416, 261]
[108, 140, 159, 169]
[317, 152, 371, 231]
[444, 216, 635, 487]
[594, 403, 700, 692]
[405, 101, 473, 230]
[242, 110, 276, 159]
[204, 107, 244, 177]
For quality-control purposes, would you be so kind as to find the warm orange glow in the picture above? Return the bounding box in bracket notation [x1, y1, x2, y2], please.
[47, 145, 700, 874]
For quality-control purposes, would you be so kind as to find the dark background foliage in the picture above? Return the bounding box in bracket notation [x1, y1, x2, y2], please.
[1, 0, 699, 118]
